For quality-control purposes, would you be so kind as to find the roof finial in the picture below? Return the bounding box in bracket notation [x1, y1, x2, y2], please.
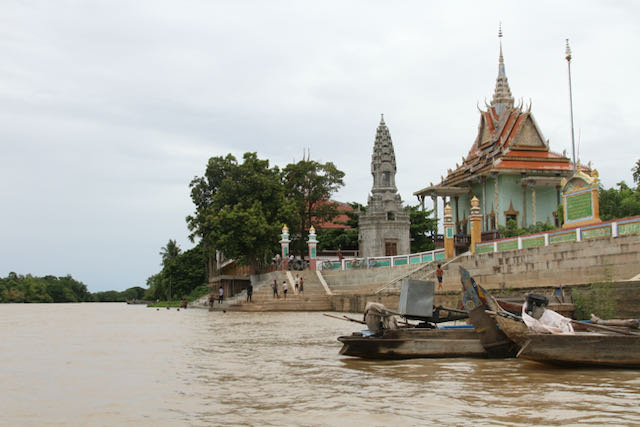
[380, 113, 385, 124]
[490, 23, 514, 115]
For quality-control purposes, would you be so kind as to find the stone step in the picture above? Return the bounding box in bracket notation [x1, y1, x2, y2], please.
[219, 269, 331, 312]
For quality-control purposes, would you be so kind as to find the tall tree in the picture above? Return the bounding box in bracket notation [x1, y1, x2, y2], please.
[187, 153, 292, 273]
[160, 239, 181, 267]
[159, 240, 181, 301]
[282, 159, 345, 254]
[632, 159, 640, 185]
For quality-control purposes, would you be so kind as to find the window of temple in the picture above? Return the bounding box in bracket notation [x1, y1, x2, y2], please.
[382, 171, 390, 187]
[504, 201, 519, 225]
[387, 212, 395, 220]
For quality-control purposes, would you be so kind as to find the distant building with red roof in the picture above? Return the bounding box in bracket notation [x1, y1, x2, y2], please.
[313, 200, 355, 229]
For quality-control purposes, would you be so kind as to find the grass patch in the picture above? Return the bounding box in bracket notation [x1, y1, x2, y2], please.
[571, 281, 617, 320]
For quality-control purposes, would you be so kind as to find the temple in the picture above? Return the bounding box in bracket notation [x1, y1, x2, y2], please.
[414, 30, 574, 251]
[359, 115, 410, 257]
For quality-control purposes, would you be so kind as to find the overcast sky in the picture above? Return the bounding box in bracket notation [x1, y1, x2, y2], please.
[1, 1, 638, 292]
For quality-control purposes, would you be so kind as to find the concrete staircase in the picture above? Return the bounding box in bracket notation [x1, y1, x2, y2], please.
[211, 270, 332, 312]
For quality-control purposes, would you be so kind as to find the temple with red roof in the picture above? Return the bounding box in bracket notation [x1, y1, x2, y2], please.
[414, 30, 576, 249]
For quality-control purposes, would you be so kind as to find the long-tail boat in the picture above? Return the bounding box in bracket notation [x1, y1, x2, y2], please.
[459, 267, 518, 358]
[485, 287, 640, 368]
[337, 326, 489, 360]
[336, 278, 492, 360]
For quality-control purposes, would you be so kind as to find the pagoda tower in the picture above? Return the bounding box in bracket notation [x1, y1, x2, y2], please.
[359, 115, 410, 258]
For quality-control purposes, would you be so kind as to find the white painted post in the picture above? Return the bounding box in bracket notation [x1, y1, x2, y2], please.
[576, 228, 582, 242]
[544, 233, 549, 246]
[612, 221, 619, 237]
[517, 237, 522, 250]
[493, 242, 498, 252]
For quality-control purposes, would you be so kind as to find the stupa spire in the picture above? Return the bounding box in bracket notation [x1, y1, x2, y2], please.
[491, 23, 514, 115]
[370, 114, 397, 193]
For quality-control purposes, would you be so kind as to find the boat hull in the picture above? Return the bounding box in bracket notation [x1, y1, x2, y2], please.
[517, 333, 640, 368]
[338, 328, 488, 359]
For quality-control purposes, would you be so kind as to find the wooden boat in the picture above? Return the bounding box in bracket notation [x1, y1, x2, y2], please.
[338, 327, 489, 359]
[459, 267, 518, 358]
[517, 333, 640, 368]
[487, 289, 640, 368]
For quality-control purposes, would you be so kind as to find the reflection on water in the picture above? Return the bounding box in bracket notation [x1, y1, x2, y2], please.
[1, 304, 640, 426]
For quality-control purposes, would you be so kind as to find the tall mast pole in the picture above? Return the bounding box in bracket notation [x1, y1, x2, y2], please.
[565, 39, 577, 172]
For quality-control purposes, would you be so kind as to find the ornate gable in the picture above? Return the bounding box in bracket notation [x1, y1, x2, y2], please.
[510, 114, 547, 150]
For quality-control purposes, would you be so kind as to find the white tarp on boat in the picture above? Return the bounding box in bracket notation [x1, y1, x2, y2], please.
[522, 306, 574, 334]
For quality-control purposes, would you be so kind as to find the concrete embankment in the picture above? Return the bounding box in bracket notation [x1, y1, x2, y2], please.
[206, 234, 640, 317]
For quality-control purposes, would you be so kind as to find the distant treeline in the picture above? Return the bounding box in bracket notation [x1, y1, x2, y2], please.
[0, 273, 146, 303]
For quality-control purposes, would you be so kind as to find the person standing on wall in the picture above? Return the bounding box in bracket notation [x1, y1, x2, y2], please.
[246, 283, 253, 302]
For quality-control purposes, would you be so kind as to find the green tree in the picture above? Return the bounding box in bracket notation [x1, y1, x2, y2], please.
[160, 239, 181, 267]
[316, 202, 362, 252]
[282, 159, 345, 255]
[187, 152, 289, 273]
[405, 205, 438, 253]
[632, 159, 640, 185]
[159, 239, 182, 301]
[120, 286, 146, 301]
[599, 181, 640, 220]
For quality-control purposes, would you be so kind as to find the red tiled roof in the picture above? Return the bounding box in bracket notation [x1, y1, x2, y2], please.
[313, 200, 355, 230]
[441, 105, 573, 187]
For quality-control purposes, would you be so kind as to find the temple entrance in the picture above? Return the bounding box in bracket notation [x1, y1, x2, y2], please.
[385, 241, 398, 256]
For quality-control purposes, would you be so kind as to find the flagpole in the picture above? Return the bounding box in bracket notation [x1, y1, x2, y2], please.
[566, 39, 577, 172]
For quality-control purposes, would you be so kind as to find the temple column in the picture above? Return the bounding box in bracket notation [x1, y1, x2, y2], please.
[530, 181, 537, 224]
[454, 196, 460, 234]
[493, 173, 500, 228]
[481, 177, 487, 231]
[280, 225, 290, 269]
[307, 226, 318, 271]
[443, 203, 454, 258]
[469, 196, 482, 253]
[431, 194, 438, 227]
[521, 182, 527, 227]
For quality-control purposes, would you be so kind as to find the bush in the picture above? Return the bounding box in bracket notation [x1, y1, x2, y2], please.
[571, 282, 617, 320]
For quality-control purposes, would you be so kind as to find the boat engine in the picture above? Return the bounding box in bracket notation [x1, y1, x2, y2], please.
[525, 293, 549, 320]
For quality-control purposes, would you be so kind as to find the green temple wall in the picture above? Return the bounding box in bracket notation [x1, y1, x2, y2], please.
[450, 174, 561, 232]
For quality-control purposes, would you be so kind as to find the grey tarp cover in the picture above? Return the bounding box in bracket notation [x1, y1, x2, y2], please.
[363, 302, 398, 333]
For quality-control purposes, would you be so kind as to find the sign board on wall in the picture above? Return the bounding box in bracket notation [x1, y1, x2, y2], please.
[561, 170, 601, 229]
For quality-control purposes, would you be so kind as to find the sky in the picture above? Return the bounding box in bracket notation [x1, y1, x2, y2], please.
[1, 1, 639, 292]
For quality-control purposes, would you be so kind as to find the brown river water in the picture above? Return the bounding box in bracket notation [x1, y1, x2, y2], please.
[2, 303, 640, 426]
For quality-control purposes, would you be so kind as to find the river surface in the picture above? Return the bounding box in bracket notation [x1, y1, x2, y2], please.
[2, 303, 640, 426]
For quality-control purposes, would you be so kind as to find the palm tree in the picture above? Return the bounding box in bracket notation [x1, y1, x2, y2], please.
[632, 159, 640, 185]
[160, 239, 181, 267]
[159, 240, 181, 301]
